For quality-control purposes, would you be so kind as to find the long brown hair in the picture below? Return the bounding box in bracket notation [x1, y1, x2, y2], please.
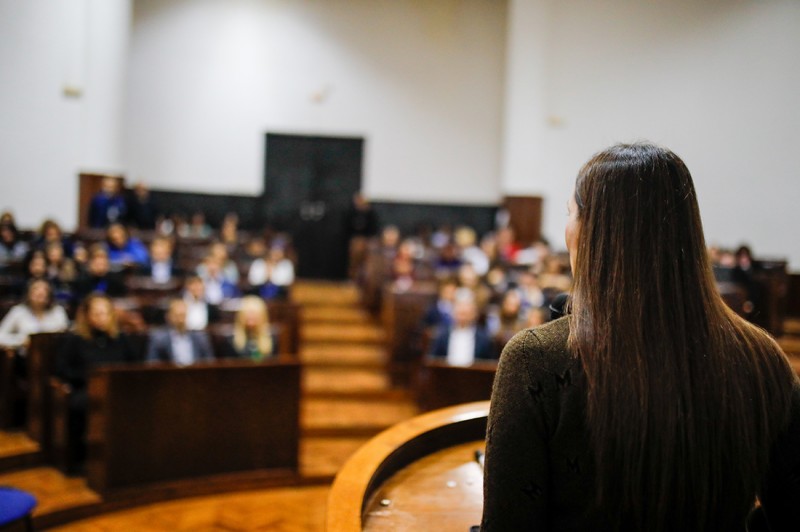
[569, 143, 795, 531]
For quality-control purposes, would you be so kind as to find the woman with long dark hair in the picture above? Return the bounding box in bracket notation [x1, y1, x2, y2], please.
[481, 143, 799, 531]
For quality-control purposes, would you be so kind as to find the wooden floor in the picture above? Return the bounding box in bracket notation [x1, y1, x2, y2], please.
[0, 280, 419, 530]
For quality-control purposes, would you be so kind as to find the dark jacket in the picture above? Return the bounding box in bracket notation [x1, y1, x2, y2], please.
[429, 324, 493, 362]
[145, 328, 214, 364]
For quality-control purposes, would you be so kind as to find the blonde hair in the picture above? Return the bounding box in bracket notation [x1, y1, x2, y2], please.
[233, 296, 273, 358]
[75, 293, 119, 340]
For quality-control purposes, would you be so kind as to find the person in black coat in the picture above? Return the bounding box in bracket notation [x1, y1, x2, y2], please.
[56, 293, 138, 471]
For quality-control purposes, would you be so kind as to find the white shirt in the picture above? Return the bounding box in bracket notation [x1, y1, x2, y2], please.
[151, 261, 172, 284]
[447, 326, 476, 367]
[184, 298, 209, 330]
[248, 258, 295, 286]
[0, 304, 69, 348]
[170, 330, 194, 366]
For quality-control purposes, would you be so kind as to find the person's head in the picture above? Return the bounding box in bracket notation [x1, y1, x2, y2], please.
[190, 212, 206, 226]
[246, 238, 267, 259]
[568, 143, 711, 318]
[133, 182, 149, 200]
[27, 251, 47, 278]
[76, 293, 118, 338]
[166, 299, 188, 333]
[0, 223, 17, 245]
[452, 296, 478, 329]
[454, 226, 477, 249]
[233, 296, 273, 356]
[203, 254, 223, 277]
[238, 296, 269, 333]
[39, 219, 62, 242]
[149, 237, 173, 263]
[735, 245, 753, 269]
[457, 263, 478, 288]
[106, 223, 129, 249]
[353, 193, 368, 210]
[381, 225, 400, 248]
[184, 276, 205, 300]
[500, 289, 522, 317]
[208, 242, 229, 262]
[25, 279, 54, 312]
[267, 245, 286, 263]
[101, 176, 120, 195]
[0, 211, 15, 225]
[88, 244, 110, 276]
[438, 279, 458, 303]
[524, 306, 547, 328]
[45, 241, 65, 265]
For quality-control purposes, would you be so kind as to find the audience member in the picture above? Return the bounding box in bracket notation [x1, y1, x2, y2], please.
[141, 236, 179, 284]
[146, 299, 213, 365]
[197, 242, 239, 284]
[25, 251, 48, 284]
[44, 242, 78, 303]
[422, 279, 458, 329]
[455, 226, 489, 276]
[220, 212, 240, 252]
[181, 212, 212, 239]
[198, 255, 238, 305]
[105, 223, 149, 268]
[127, 182, 158, 230]
[34, 219, 74, 257]
[74, 245, 127, 299]
[182, 276, 219, 330]
[0, 222, 29, 266]
[0, 279, 69, 349]
[487, 289, 525, 339]
[428, 296, 493, 366]
[346, 193, 379, 280]
[88, 177, 127, 228]
[223, 296, 276, 360]
[247, 245, 295, 300]
[517, 270, 546, 310]
[56, 293, 138, 469]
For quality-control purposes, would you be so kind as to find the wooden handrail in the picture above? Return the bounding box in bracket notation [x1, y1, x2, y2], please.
[326, 401, 489, 531]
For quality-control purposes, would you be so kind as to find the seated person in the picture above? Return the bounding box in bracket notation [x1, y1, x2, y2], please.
[0, 222, 29, 267]
[127, 182, 158, 230]
[33, 219, 74, 258]
[422, 278, 458, 329]
[487, 289, 525, 339]
[428, 295, 493, 367]
[222, 295, 276, 361]
[140, 236, 180, 284]
[56, 293, 138, 469]
[44, 241, 78, 303]
[105, 223, 149, 268]
[182, 276, 219, 330]
[74, 245, 127, 299]
[197, 255, 238, 305]
[247, 245, 295, 300]
[146, 299, 213, 365]
[88, 176, 127, 228]
[0, 279, 69, 349]
[196, 242, 239, 284]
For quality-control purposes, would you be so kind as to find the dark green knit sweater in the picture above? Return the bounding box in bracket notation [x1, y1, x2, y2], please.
[480, 316, 800, 531]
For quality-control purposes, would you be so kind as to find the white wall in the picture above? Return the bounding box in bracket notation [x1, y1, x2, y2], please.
[503, 0, 800, 268]
[123, 0, 507, 204]
[0, 0, 131, 230]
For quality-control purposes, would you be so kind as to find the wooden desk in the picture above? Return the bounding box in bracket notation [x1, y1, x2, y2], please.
[86, 360, 301, 494]
[327, 401, 488, 531]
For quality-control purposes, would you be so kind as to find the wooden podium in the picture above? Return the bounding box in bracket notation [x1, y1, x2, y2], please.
[327, 401, 489, 531]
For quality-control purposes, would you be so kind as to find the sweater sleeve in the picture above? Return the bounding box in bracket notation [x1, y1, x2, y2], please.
[481, 329, 553, 531]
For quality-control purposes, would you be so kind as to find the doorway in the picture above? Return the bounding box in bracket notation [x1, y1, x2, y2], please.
[262, 133, 364, 280]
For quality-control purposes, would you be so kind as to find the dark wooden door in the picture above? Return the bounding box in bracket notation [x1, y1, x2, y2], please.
[263, 134, 364, 280]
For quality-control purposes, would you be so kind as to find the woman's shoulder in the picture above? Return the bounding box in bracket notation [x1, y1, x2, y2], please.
[501, 317, 574, 376]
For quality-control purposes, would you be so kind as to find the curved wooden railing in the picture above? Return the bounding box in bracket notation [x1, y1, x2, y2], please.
[326, 401, 489, 531]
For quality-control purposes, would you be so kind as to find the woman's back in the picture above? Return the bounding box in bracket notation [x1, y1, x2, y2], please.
[481, 143, 799, 531]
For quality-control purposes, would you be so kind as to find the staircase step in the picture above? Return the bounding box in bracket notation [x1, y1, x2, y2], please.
[302, 306, 372, 324]
[291, 282, 361, 306]
[784, 318, 800, 336]
[779, 337, 800, 357]
[300, 344, 387, 366]
[301, 397, 417, 434]
[302, 324, 385, 344]
[0, 466, 100, 516]
[303, 367, 391, 394]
